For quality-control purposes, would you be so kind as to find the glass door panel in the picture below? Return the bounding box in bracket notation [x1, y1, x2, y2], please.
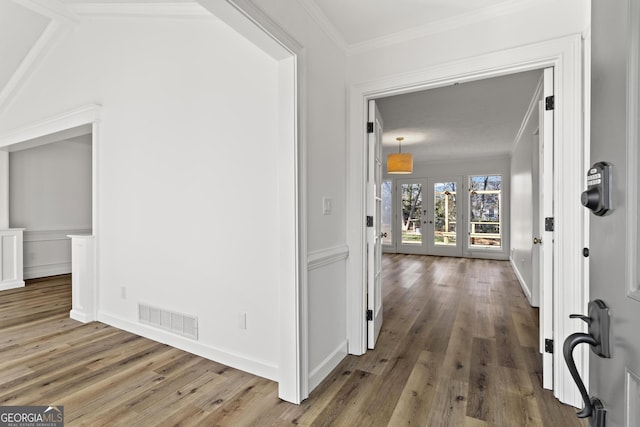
[381, 180, 393, 246]
[397, 179, 427, 254]
[401, 182, 423, 245]
[433, 181, 457, 246]
[427, 177, 463, 257]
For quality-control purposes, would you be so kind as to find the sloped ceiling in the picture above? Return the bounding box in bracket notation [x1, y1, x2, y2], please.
[0, 0, 543, 161]
[0, 2, 50, 98]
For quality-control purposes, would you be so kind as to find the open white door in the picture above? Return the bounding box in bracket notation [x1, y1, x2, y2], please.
[539, 67, 554, 390]
[367, 100, 383, 349]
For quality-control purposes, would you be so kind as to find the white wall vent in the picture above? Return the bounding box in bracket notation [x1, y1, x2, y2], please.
[138, 303, 198, 340]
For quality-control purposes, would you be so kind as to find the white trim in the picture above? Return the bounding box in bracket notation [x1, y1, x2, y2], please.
[12, 0, 80, 24]
[0, 21, 71, 116]
[297, 0, 347, 51]
[308, 340, 348, 391]
[98, 310, 279, 381]
[513, 75, 544, 152]
[347, 34, 586, 407]
[24, 263, 71, 280]
[67, 2, 213, 19]
[626, 368, 640, 427]
[346, 0, 555, 56]
[0, 104, 101, 147]
[511, 257, 533, 305]
[627, 0, 640, 302]
[308, 245, 349, 270]
[23, 228, 91, 242]
[0, 281, 25, 291]
[199, 0, 307, 404]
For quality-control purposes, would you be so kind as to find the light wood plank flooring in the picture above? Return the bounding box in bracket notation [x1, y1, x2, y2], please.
[0, 256, 586, 426]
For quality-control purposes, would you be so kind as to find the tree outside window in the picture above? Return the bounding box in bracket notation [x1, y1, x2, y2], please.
[469, 175, 501, 247]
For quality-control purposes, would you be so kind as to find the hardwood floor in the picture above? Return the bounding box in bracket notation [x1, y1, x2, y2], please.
[0, 257, 586, 426]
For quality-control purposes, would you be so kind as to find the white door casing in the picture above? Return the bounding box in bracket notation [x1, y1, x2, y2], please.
[366, 100, 383, 349]
[347, 35, 586, 406]
[539, 67, 555, 391]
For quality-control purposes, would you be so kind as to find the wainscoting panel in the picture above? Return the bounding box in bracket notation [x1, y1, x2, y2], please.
[307, 245, 349, 392]
[0, 229, 24, 290]
[23, 228, 91, 279]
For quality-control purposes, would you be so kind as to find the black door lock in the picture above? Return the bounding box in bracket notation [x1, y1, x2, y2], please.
[581, 162, 612, 216]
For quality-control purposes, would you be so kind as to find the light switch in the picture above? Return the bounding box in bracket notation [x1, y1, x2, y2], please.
[322, 197, 332, 215]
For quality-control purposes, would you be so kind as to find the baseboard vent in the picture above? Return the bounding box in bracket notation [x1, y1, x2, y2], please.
[138, 303, 198, 340]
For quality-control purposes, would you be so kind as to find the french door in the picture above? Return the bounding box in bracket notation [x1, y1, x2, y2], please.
[427, 177, 463, 257]
[397, 177, 463, 256]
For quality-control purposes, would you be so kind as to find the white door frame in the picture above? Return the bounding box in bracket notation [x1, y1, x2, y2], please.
[191, 0, 310, 404]
[347, 34, 587, 407]
[0, 0, 308, 405]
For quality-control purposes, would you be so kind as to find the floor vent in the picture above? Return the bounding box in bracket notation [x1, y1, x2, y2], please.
[138, 303, 198, 340]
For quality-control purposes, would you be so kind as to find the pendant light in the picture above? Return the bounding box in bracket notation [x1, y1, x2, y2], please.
[387, 136, 413, 174]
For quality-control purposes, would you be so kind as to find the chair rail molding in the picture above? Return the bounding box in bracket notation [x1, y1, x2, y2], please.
[308, 245, 349, 270]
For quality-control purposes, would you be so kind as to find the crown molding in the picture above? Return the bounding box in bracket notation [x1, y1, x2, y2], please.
[297, 0, 347, 52]
[347, 0, 555, 56]
[66, 2, 214, 19]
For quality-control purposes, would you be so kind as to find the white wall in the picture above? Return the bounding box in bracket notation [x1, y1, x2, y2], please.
[252, 0, 349, 392]
[0, 15, 283, 379]
[385, 156, 511, 260]
[9, 137, 92, 279]
[347, 0, 588, 83]
[510, 85, 542, 306]
[0, 1, 350, 398]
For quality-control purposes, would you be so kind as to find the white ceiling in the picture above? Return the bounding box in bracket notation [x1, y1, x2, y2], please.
[0, 0, 542, 162]
[376, 69, 543, 163]
[0, 2, 49, 95]
[308, 0, 516, 46]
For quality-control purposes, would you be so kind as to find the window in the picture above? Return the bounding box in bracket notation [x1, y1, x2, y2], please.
[469, 175, 502, 248]
[381, 180, 393, 245]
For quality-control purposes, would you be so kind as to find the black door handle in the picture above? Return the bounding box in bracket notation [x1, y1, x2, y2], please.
[563, 332, 597, 418]
[562, 299, 611, 424]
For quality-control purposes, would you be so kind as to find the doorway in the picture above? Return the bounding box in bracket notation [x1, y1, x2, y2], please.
[348, 35, 587, 407]
[395, 177, 464, 257]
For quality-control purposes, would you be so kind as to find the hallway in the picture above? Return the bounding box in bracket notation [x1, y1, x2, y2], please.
[299, 254, 586, 426]
[0, 257, 586, 425]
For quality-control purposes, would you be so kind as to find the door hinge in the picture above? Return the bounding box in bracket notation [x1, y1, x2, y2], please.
[366, 309, 373, 321]
[545, 217, 554, 232]
[545, 338, 554, 353]
[545, 95, 555, 111]
[366, 216, 373, 227]
[367, 122, 374, 133]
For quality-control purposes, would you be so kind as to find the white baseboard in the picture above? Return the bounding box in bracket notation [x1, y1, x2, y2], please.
[24, 262, 71, 280]
[510, 257, 533, 305]
[97, 310, 279, 382]
[70, 309, 93, 323]
[308, 340, 348, 391]
[0, 280, 25, 291]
